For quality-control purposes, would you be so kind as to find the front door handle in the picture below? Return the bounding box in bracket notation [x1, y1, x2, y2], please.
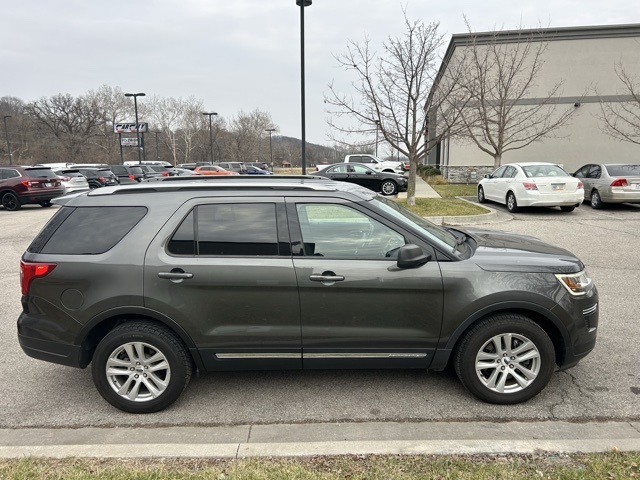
[309, 272, 345, 285]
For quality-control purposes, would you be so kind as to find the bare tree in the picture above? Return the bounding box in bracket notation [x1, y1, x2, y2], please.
[598, 63, 640, 145]
[226, 109, 275, 162]
[25, 93, 107, 163]
[448, 22, 577, 168]
[325, 10, 448, 205]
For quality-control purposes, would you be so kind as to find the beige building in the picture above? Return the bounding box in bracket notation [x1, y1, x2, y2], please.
[429, 24, 640, 183]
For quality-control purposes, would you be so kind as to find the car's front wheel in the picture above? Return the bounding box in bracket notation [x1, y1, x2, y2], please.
[1, 192, 21, 211]
[506, 192, 519, 213]
[92, 321, 193, 413]
[380, 180, 398, 196]
[477, 186, 487, 203]
[454, 314, 555, 404]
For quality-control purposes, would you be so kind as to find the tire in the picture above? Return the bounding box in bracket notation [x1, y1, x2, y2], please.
[91, 321, 193, 413]
[477, 186, 487, 203]
[560, 206, 575, 212]
[40, 201, 53, 208]
[1, 192, 21, 211]
[454, 314, 555, 404]
[506, 192, 519, 213]
[590, 190, 604, 209]
[380, 180, 398, 196]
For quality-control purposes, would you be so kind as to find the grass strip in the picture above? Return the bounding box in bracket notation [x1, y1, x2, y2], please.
[1, 452, 639, 479]
[397, 197, 490, 217]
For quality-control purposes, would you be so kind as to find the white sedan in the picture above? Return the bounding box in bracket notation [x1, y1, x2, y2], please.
[478, 162, 584, 213]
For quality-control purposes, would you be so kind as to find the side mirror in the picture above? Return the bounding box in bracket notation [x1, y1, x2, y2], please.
[366, 171, 372, 175]
[484, 174, 491, 179]
[397, 244, 431, 269]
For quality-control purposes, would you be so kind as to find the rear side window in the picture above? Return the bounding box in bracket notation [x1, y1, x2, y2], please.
[28, 206, 147, 254]
[168, 203, 278, 256]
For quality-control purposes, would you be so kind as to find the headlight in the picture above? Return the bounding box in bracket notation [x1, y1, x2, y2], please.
[555, 270, 592, 296]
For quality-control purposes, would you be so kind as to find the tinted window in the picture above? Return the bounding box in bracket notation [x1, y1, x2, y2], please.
[522, 165, 569, 178]
[296, 204, 405, 259]
[24, 168, 59, 180]
[110, 165, 127, 175]
[504, 166, 518, 178]
[168, 204, 278, 256]
[1, 169, 20, 179]
[587, 166, 601, 179]
[36, 207, 147, 254]
[604, 164, 640, 176]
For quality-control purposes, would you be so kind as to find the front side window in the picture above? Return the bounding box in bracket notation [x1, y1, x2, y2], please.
[168, 203, 279, 256]
[296, 204, 405, 259]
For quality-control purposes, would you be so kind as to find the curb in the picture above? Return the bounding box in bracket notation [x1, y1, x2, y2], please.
[425, 197, 510, 226]
[1, 421, 639, 458]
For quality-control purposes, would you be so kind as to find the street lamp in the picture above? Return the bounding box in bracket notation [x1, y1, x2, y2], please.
[265, 128, 276, 172]
[154, 131, 160, 162]
[124, 92, 146, 164]
[3, 115, 13, 165]
[375, 120, 380, 157]
[202, 112, 218, 164]
[296, 0, 311, 174]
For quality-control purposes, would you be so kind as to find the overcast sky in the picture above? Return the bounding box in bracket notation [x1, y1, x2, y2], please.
[0, 0, 635, 145]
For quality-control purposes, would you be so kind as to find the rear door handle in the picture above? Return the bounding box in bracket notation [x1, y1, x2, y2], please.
[158, 270, 193, 280]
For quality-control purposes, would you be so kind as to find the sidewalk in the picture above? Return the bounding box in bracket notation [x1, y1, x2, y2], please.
[1, 421, 638, 458]
[396, 175, 441, 199]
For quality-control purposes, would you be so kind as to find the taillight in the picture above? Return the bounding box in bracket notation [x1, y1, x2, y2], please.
[98, 176, 106, 182]
[577, 181, 583, 189]
[611, 178, 628, 187]
[161, 171, 169, 176]
[60, 176, 71, 182]
[21, 180, 39, 188]
[129, 174, 135, 180]
[20, 261, 56, 295]
[522, 182, 538, 190]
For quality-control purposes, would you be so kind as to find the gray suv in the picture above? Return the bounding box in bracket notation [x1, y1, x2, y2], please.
[17, 176, 598, 413]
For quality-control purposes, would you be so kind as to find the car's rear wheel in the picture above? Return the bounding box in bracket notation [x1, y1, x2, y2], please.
[380, 180, 398, 196]
[506, 192, 519, 213]
[477, 186, 487, 203]
[454, 314, 555, 404]
[560, 205, 575, 212]
[590, 190, 604, 209]
[1, 192, 21, 211]
[40, 201, 53, 208]
[92, 321, 193, 413]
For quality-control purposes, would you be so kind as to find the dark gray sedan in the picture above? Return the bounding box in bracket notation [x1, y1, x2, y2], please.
[313, 162, 408, 195]
[573, 163, 640, 208]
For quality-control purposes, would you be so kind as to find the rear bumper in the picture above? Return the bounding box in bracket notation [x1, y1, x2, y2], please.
[518, 192, 583, 207]
[18, 333, 85, 368]
[601, 189, 640, 204]
[18, 189, 65, 204]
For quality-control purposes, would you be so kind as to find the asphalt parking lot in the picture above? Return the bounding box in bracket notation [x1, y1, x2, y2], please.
[0, 202, 639, 429]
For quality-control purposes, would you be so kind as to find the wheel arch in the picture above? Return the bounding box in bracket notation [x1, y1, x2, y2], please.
[430, 303, 568, 371]
[75, 307, 204, 371]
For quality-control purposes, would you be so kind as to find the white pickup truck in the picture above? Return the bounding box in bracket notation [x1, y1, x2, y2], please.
[343, 154, 405, 174]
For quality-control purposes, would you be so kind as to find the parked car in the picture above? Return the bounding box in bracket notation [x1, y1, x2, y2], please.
[177, 162, 211, 171]
[478, 162, 583, 213]
[17, 177, 598, 413]
[246, 162, 270, 171]
[0, 165, 64, 210]
[138, 164, 178, 178]
[216, 162, 247, 174]
[174, 167, 202, 176]
[194, 165, 239, 176]
[573, 163, 640, 208]
[53, 169, 90, 194]
[313, 162, 408, 195]
[109, 164, 145, 183]
[245, 165, 272, 175]
[75, 168, 119, 189]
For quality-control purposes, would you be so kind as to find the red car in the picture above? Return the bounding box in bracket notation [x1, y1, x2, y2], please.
[194, 165, 239, 176]
[0, 165, 64, 210]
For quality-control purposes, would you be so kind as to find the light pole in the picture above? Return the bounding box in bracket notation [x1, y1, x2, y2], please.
[124, 92, 145, 164]
[202, 112, 218, 164]
[154, 131, 160, 162]
[3, 115, 13, 165]
[375, 120, 380, 157]
[296, 0, 311, 174]
[265, 128, 276, 172]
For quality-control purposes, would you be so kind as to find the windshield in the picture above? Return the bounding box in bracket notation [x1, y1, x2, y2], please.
[522, 165, 570, 178]
[372, 196, 458, 250]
